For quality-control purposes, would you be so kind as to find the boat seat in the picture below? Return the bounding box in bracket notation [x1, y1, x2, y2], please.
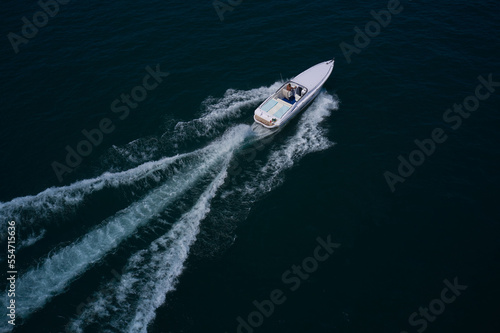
[282, 88, 292, 99]
[261, 99, 278, 112]
[273, 105, 290, 118]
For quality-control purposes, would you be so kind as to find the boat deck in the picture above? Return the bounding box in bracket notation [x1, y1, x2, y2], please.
[260, 98, 292, 119]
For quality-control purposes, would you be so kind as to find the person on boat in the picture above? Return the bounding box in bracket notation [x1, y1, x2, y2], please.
[285, 84, 295, 100]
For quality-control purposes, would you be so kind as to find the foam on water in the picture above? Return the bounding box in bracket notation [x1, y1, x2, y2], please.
[172, 82, 283, 141]
[106, 137, 161, 169]
[226, 91, 338, 202]
[253, 91, 338, 192]
[68, 158, 231, 333]
[0, 149, 206, 250]
[198, 92, 339, 255]
[17, 229, 46, 250]
[0, 125, 250, 327]
[0, 83, 280, 250]
[1, 85, 337, 333]
[66, 91, 339, 332]
[102, 83, 282, 171]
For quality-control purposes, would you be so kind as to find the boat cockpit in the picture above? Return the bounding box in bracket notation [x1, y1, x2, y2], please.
[278, 81, 308, 105]
[256, 82, 309, 125]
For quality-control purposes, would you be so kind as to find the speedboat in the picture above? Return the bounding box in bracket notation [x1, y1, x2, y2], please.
[253, 59, 334, 130]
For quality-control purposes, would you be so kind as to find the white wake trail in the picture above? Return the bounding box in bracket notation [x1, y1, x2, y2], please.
[67, 91, 339, 333]
[217, 91, 339, 230]
[172, 82, 283, 141]
[68, 157, 232, 333]
[105, 83, 284, 167]
[256, 91, 338, 191]
[0, 125, 250, 326]
[0, 82, 281, 249]
[0, 153, 190, 227]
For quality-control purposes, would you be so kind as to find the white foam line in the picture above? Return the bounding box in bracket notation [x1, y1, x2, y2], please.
[264, 92, 337, 175]
[17, 229, 46, 250]
[173, 82, 283, 140]
[192, 92, 339, 259]
[67, 151, 233, 333]
[242, 91, 338, 198]
[127, 158, 230, 333]
[0, 151, 193, 225]
[0, 82, 280, 249]
[0, 125, 250, 325]
[0, 139, 229, 252]
[0, 82, 280, 248]
[0, 229, 47, 263]
[110, 137, 160, 165]
[66, 93, 338, 333]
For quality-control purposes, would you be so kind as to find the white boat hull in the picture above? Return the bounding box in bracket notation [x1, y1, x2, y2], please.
[253, 59, 334, 130]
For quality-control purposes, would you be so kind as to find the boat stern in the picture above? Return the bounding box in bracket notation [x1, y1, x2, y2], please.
[254, 110, 279, 129]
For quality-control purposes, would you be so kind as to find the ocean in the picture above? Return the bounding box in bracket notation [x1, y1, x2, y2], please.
[0, 0, 499, 332]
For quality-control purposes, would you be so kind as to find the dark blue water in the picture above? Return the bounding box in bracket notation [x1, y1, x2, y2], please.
[1, 0, 499, 332]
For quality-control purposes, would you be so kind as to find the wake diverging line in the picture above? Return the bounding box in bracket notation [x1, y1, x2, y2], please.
[1, 125, 250, 327]
[0, 152, 194, 249]
[70, 156, 232, 333]
[0, 81, 281, 250]
[127, 161, 230, 333]
[67, 91, 340, 333]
